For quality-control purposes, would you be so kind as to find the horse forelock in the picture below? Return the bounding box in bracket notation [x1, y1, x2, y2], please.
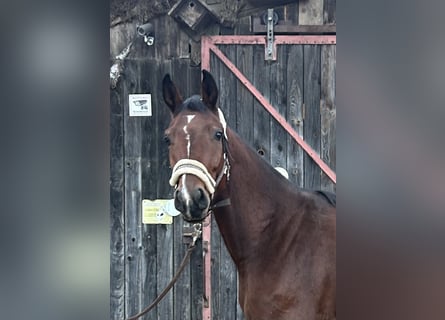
[175, 95, 208, 115]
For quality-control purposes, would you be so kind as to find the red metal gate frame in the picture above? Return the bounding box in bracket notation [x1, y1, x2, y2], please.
[200, 35, 337, 320]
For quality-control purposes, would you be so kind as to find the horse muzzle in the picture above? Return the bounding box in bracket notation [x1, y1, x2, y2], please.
[174, 179, 211, 221]
[169, 159, 217, 221]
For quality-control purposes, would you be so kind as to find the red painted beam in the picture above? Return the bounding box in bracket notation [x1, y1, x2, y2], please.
[202, 215, 212, 320]
[201, 38, 212, 320]
[201, 37, 211, 71]
[204, 35, 336, 45]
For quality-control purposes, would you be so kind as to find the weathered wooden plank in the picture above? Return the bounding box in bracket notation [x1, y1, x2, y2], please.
[171, 60, 192, 320]
[134, 60, 159, 320]
[183, 61, 204, 320]
[110, 83, 125, 320]
[155, 60, 175, 320]
[154, 60, 170, 154]
[320, 45, 336, 192]
[155, 221, 173, 320]
[172, 219, 191, 320]
[253, 45, 271, 163]
[233, 54, 253, 313]
[286, 45, 305, 187]
[252, 18, 336, 34]
[303, 45, 322, 189]
[123, 60, 147, 319]
[166, 16, 181, 59]
[124, 62, 145, 316]
[236, 45, 254, 149]
[140, 60, 161, 201]
[219, 45, 237, 127]
[209, 50, 223, 320]
[245, 0, 299, 6]
[189, 64, 202, 96]
[190, 40, 202, 67]
[210, 45, 240, 320]
[190, 239, 203, 320]
[125, 157, 146, 318]
[299, 0, 324, 25]
[234, 16, 251, 35]
[323, 0, 336, 24]
[218, 127, 237, 320]
[210, 212, 222, 320]
[152, 15, 181, 61]
[177, 27, 191, 59]
[218, 45, 238, 320]
[172, 216, 191, 320]
[270, 45, 288, 170]
[219, 244, 237, 320]
[284, 3, 299, 24]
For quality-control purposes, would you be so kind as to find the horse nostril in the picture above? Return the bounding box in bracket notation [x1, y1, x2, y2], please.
[193, 188, 209, 210]
[174, 191, 186, 213]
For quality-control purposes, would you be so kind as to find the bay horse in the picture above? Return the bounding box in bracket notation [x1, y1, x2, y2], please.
[162, 70, 336, 320]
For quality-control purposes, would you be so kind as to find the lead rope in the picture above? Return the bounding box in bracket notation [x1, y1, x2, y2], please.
[127, 223, 202, 320]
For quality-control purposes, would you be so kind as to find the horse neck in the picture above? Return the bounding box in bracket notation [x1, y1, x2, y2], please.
[213, 129, 299, 267]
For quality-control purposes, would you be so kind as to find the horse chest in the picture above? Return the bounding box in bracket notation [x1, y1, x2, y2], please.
[238, 270, 302, 319]
[241, 293, 304, 320]
[238, 255, 334, 320]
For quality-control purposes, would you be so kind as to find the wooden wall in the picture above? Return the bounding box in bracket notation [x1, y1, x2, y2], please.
[110, 1, 335, 319]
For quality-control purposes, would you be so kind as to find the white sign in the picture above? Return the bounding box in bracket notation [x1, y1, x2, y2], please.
[142, 199, 172, 224]
[129, 94, 152, 117]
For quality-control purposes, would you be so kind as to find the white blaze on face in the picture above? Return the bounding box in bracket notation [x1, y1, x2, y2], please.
[183, 115, 195, 158]
[181, 115, 195, 215]
[180, 174, 192, 209]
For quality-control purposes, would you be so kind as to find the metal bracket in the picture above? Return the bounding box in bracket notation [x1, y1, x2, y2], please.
[183, 223, 202, 245]
[202, 239, 210, 309]
[265, 8, 277, 61]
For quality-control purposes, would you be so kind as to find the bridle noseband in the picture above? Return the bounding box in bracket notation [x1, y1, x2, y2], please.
[168, 136, 230, 197]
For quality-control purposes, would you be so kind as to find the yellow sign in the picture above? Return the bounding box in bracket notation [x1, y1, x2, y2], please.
[142, 199, 173, 224]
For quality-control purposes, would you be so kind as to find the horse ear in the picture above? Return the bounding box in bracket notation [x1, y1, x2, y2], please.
[201, 70, 218, 112]
[162, 74, 183, 114]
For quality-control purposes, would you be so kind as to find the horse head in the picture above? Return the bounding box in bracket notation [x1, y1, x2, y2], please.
[162, 70, 228, 222]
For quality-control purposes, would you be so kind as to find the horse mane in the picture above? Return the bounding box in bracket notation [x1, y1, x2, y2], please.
[314, 190, 336, 207]
[226, 128, 299, 190]
[226, 128, 336, 209]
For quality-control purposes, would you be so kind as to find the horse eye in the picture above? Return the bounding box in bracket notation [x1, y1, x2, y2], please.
[163, 135, 171, 146]
[214, 130, 223, 141]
